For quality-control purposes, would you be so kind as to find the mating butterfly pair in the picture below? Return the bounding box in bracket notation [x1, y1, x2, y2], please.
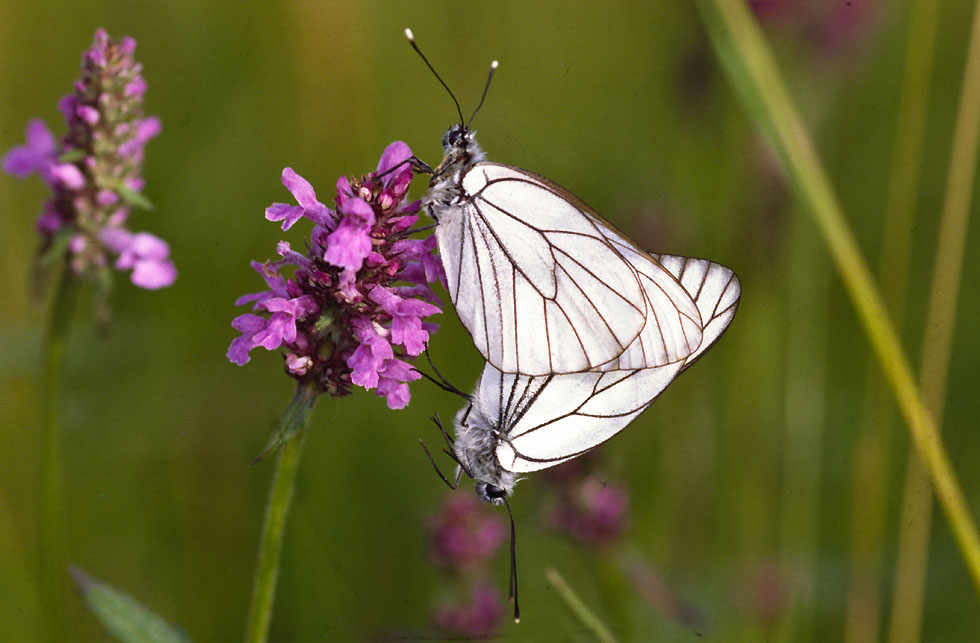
[406, 29, 740, 622]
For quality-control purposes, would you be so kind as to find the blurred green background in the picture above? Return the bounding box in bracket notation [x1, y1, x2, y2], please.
[2, 1, 979, 640]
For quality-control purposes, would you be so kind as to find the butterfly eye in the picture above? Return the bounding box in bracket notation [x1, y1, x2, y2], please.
[475, 481, 507, 504]
[443, 125, 466, 149]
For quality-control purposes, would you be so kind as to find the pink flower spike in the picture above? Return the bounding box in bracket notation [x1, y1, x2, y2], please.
[229, 140, 440, 409]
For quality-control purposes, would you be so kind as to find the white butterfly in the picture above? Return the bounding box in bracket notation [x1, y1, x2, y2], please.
[438, 254, 739, 502]
[405, 30, 740, 621]
[407, 29, 737, 377]
[421, 254, 736, 623]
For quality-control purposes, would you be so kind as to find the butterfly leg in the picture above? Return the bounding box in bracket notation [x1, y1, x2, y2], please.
[418, 438, 462, 490]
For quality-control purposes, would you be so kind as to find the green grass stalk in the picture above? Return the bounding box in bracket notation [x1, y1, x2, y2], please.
[778, 213, 828, 641]
[888, 1, 980, 640]
[695, 0, 980, 599]
[545, 566, 619, 643]
[844, 3, 940, 642]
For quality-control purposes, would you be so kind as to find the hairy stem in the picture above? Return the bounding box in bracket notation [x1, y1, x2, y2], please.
[40, 262, 78, 642]
[244, 382, 318, 643]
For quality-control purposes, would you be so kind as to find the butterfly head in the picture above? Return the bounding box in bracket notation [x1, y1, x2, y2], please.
[474, 480, 509, 505]
[432, 124, 486, 184]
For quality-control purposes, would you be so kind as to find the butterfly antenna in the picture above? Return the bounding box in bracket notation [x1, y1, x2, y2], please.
[466, 60, 499, 128]
[503, 497, 520, 623]
[405, 28, 465, 125]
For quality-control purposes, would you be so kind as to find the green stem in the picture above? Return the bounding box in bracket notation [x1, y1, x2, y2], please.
[845, 4, 940, 642]
[244, 382, 318, 643]
[889, 2, 980, 640]
[695, 0, 980, 598]
[40, 261, 78, 642]
[545, 566, 619, 643]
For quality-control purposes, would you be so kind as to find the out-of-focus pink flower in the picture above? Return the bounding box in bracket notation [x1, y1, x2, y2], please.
[548, 476, 629, 547]
[428, 494, 506, 572]
[434, 584, 504, 637]
[2, 29, 173, 304]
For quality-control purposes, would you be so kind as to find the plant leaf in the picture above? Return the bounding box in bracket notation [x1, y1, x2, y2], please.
[71, 567, 190, 643]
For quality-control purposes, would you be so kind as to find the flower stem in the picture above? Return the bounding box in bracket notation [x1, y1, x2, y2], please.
[545, 566, 619, 643]
[695, 0, 980, 600]
[244, 382, 318, 643]
[888, 2, 980, 640]
[40, 261, 78, 642]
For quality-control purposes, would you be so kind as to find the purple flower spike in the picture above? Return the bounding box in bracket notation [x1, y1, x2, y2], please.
[228, 141, 443, 408]
[2, 28, 174, 311]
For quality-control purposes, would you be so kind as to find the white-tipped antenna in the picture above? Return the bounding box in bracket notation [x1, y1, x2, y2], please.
[405, 27, 465, 125]
[466, 60, 499, 128]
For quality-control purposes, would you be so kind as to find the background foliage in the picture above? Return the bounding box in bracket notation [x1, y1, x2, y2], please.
[1, 1, 978, 640]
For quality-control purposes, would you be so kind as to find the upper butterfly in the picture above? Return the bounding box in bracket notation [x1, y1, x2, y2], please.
[407, 29, 734, 376]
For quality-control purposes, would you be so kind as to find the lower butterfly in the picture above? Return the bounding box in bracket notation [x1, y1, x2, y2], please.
[423, 254, 739, 621]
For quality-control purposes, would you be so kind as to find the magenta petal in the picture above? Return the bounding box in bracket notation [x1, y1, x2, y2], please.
[3, 119, 57, 178]
[127, 232, 171, 259]
[131, 257, 177, 289]
[125, 76, 148, 97]
[50, 164, 85, 189]
[378, 379, 411, 409]
[325, 219, 372, 271]
[339, 196, 375, 225]
[281, 167, 318, 209]
[227, 336, 255, 365]
[377, 141, 412, 176]
[265, 203, 305, 231]
[135, 116, 162, 143]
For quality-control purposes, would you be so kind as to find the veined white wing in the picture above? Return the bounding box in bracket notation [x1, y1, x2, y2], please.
[435, 159, 704, 375]
[597, 252, 741, 371]
[487, 364, 684, 474]
[451, 250, 739, 493]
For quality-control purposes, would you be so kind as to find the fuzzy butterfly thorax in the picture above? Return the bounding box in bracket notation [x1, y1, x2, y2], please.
[453, 402, 520, 501]
[425, 125, 486, 213]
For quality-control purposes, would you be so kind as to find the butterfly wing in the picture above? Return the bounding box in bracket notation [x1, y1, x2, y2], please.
[476, 363, 685, 473]
[437, 162, 703, 376]
[597, 251, 741, 371]
[650, 253, 740, 370]
[473, 256, 737, 474]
